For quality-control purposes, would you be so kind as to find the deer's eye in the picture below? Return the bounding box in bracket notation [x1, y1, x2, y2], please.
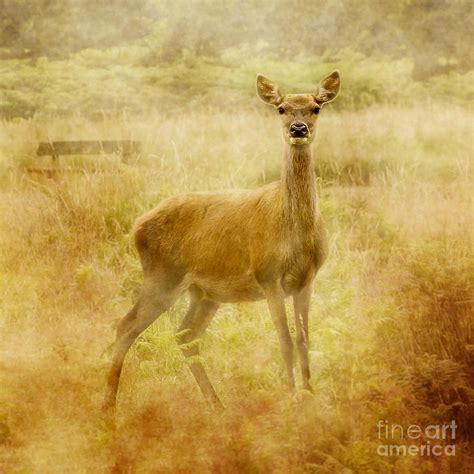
[313, 107, 320, 114]
[278, 107, 285, 114]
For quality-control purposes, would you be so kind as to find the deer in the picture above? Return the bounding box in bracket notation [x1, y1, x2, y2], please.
[103, 71, 341, 413]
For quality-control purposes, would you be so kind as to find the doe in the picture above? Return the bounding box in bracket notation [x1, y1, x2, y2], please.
[103, 71, 341, 411]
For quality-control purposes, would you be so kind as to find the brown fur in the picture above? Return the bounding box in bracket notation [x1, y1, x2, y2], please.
[103, 71, 341, 413]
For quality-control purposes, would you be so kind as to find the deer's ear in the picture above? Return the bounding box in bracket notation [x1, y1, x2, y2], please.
[256, 75, 282, 106]
[315, 70, 340, 104]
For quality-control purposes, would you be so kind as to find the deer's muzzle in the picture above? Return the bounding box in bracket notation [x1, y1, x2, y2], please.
[290, 122, 309, 138]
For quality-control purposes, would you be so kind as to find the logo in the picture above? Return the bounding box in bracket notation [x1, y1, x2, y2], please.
[377, 420, 457, 457]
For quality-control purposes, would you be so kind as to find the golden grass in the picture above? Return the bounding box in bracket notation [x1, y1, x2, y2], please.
[0, 105, 473, 472]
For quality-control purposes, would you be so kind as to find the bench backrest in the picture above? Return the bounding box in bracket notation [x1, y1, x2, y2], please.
[37, 140, 141, 156]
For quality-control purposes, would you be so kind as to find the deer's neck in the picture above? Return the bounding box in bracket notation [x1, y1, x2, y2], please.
[281, 144, 318, 234]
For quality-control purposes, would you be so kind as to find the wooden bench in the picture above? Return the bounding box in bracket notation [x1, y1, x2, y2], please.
[36, 140, 142, 164]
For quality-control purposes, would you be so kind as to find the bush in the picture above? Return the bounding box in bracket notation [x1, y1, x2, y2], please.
[1, 48, 472, 118]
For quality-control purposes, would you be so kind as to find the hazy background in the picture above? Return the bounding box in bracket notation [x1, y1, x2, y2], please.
[0, 1, 473, 472]
[0, 0, 473, 117]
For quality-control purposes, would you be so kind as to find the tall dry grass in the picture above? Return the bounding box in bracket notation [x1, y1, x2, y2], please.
[0, 104, 472, 472]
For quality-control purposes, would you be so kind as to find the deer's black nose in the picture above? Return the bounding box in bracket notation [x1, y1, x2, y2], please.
[290, 122, 308, 137]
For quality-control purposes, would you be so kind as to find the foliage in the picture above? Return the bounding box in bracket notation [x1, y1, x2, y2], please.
[1, 48, 473, 118]
[1, 0, 473, 118]
[1, 0, 473, 77]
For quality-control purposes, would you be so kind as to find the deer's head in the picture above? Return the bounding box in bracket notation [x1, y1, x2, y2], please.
[256, 71, 340, 146]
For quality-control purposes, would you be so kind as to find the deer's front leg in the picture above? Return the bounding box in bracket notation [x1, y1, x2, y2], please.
[294, 284, 312, 391]
[264, 288, 296, 390]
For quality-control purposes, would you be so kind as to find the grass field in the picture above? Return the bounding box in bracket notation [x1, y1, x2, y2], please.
[0, 104, 473, 472]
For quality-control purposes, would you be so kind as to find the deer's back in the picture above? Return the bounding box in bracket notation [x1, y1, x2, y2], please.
[133, 182, 326, 301]
[134, 183, 278, 266]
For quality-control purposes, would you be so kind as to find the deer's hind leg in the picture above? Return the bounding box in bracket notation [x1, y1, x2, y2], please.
[176, 287, 221, 406]
[103, 276, 180, 414]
